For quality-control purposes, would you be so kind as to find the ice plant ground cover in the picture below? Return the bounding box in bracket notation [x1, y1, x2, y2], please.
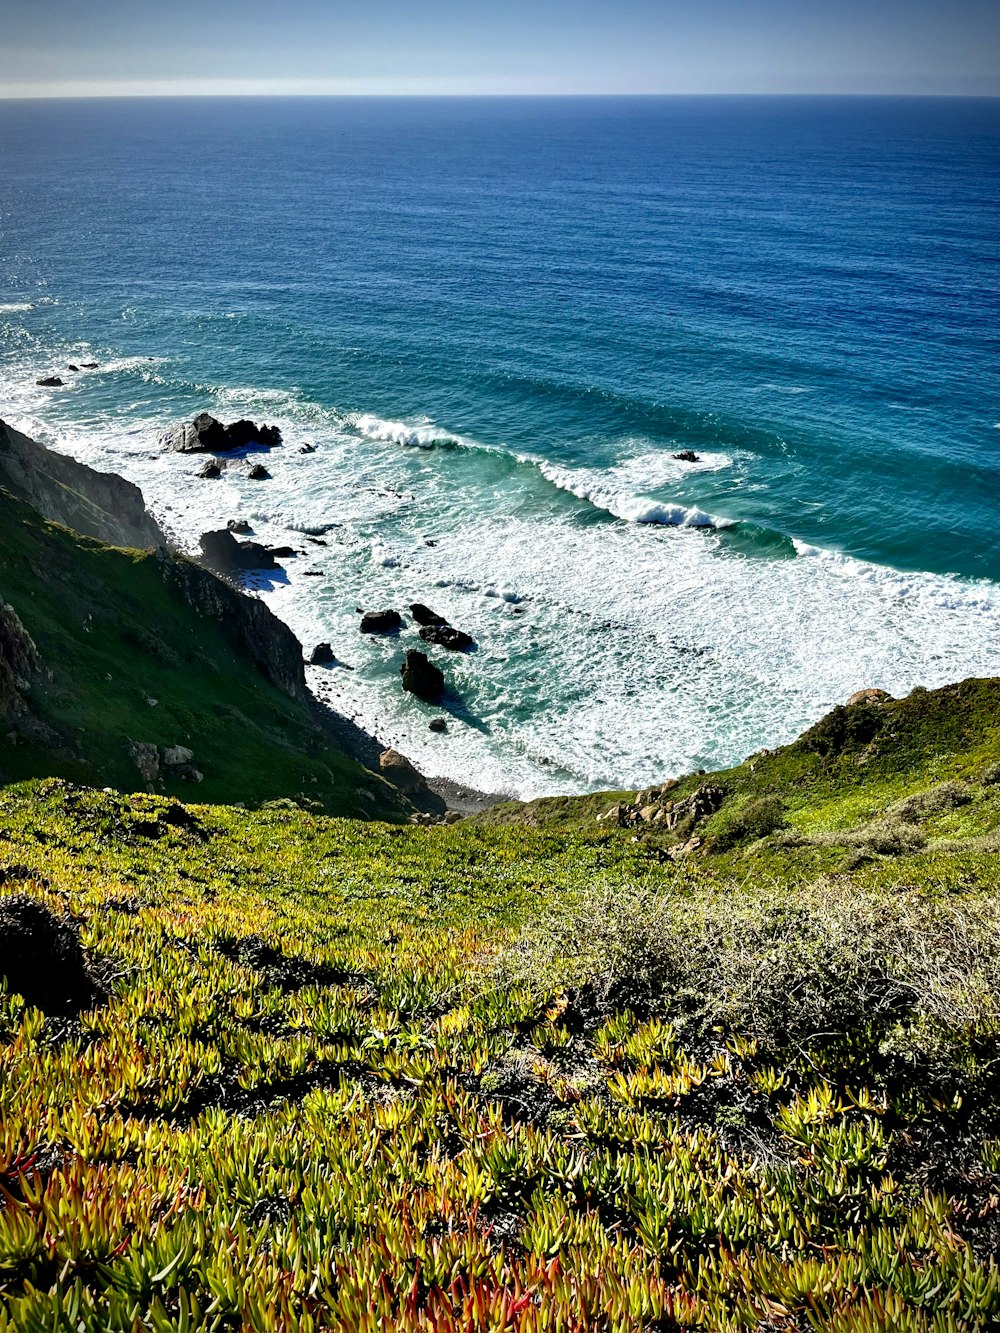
[1, 678, 998, 1331]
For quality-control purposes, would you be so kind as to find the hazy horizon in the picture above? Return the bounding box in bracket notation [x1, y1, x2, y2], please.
[0, 0, 996, 100]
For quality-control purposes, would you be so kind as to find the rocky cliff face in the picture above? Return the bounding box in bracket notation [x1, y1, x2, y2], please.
[0, 419, 166, 550]
[155, 553, 308, 702]
[0, 599, 44, 718]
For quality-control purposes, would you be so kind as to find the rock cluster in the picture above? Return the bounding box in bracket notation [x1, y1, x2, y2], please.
[199, 529, 278, 573]
[162, 413, 282, 454]
[672, 450, 700, 463]
[598, 781, 724, 835]
[128, 740, 203, 786]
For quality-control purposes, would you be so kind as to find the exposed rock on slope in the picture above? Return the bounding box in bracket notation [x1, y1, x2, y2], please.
[0, 419, 165, 549]
[0, 599, 45, 717]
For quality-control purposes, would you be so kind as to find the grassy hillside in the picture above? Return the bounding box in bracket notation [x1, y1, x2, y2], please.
[1, 677, 997, 1329]
[0, 489, 404, 820]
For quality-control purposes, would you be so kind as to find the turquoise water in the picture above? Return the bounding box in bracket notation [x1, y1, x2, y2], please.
[1, 96, 997, 796]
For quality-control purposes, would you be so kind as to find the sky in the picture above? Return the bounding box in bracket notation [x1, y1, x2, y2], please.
[0, 0, 996, 98]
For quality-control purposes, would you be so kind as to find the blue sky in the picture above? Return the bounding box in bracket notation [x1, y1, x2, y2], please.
[0, 0, 996, 97]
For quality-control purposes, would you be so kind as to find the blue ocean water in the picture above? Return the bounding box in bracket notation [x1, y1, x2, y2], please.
[1, 96, 997, 796]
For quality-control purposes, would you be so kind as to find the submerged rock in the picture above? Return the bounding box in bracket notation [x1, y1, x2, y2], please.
[360, 609, 403, 635]
[672, 450, 700, 463]
[401, 649, 444, 701]
[35, 376, 64, 387]
[247, 463, 271, 481]
[419, 624, 474, 652]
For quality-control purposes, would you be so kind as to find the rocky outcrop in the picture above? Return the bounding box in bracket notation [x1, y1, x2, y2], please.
[360, 609, 403, 635]
[247, 463, 271, 481]
[309, 643, 336, 665]
[0, 419, 166, 549]
[401, 649, 444, 701]
[161, 413, 282, 454]
[36, 376, 64, 387]
[598, 781, 723, 835]
[199, 529, 278, 573]
[379, 748, 424, 793]
[156, 552, 308, 702]
[128, 741, 203, 787]
[846, 688, 893, 707]
[672, 450, 700, 463]
[0, 598, 45, 717]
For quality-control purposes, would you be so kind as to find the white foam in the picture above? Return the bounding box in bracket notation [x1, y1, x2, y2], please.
[538, 461, 724, 528]
[0, 302, 35, 314]
[355, 413, 461, 449]
[3, 355, 997, 803]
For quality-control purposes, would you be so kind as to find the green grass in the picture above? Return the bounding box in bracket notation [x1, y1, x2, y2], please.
[0, 490, 403, 820]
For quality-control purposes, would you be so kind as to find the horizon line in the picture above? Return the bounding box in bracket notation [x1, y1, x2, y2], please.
[1, 89, 997, 102]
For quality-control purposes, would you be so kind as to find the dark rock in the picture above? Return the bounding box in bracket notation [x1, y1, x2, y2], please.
[67, 364, 80, 373]
[410, 603, 447, 627]
[199, 530, 278, 572]
[419, 624, 474, 652]
[80, 362, 99, 370]
[429, 717, 448, 733]
[401, 649, 444, 701]
[267, 545, 297, 558]
[35, 376, 63, 387]
[360, 609, 403, 635]
[309, 642, 336, 665]
[247, 463, 271, 481]
[0, 894, 102, 1014]
[161, 413, 283, 454]
[672, 450, 700, 463]
[0, 419, 166, 549]
[196, 459, 223, 479]
[298, 443, 317, 454]
[227, 519, 252, 534]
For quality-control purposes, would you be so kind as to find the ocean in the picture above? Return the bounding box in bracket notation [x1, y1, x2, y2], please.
[1, 95, 997, 798]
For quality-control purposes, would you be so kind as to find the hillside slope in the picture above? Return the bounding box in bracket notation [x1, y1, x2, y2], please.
[0, 676, 997, 1328]
[0, 488, 405, 819]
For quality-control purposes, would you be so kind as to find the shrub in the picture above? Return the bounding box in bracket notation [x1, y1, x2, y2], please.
[709, 795, 787, 850]
[503, 878, 1000, 1081]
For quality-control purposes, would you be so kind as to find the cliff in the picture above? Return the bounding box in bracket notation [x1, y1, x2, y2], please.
[0, 418, 166, 550]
